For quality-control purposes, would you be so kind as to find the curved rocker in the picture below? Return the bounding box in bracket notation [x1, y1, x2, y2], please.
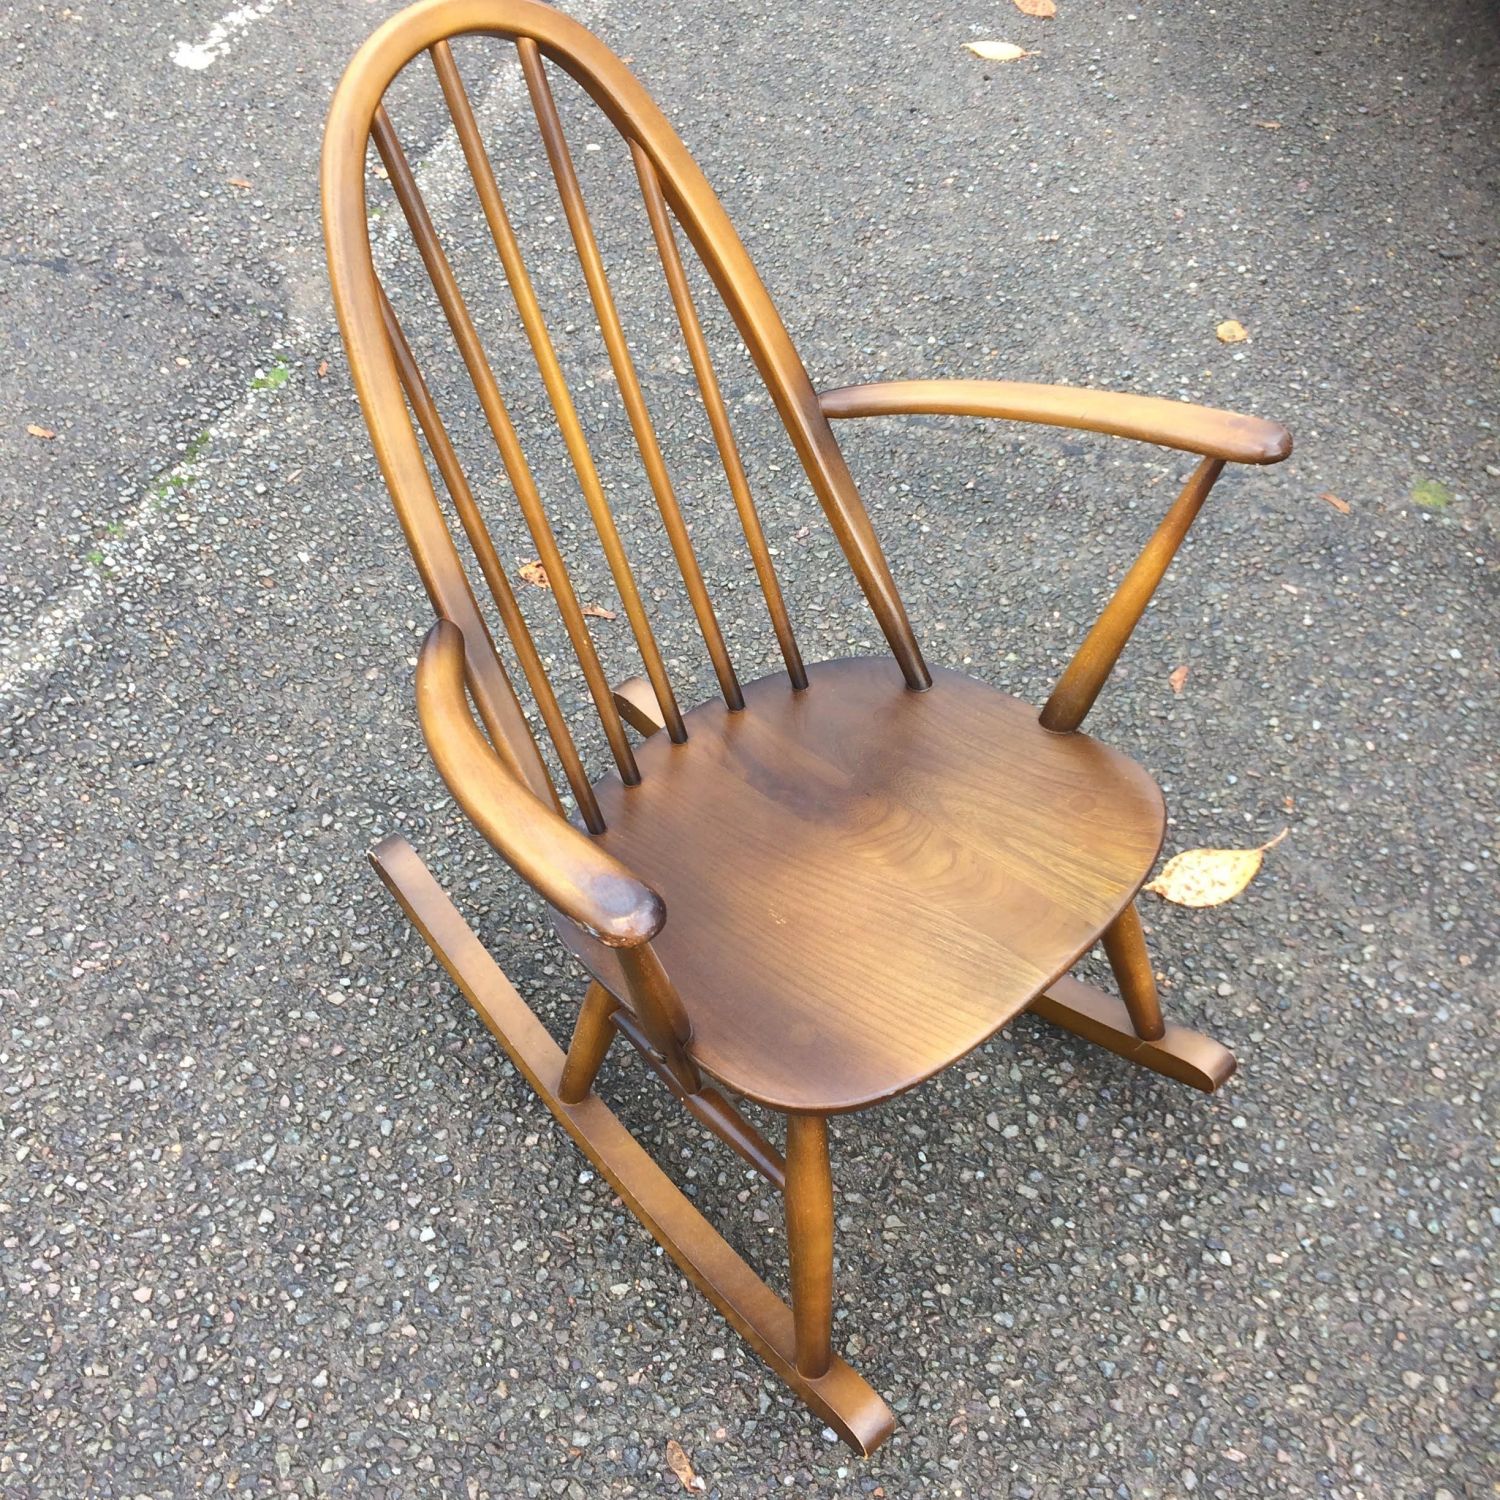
[325, 0, 1283, 1452]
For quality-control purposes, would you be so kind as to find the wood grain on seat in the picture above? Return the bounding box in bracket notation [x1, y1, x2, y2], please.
[558, 658, 1166, 1113]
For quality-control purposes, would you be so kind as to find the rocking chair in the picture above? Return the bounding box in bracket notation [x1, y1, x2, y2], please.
[322, 0, 1291, 1453]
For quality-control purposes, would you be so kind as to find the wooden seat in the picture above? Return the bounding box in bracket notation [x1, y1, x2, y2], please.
[562, 657, 1164, 1113]
[324, 0, 1290, 1452]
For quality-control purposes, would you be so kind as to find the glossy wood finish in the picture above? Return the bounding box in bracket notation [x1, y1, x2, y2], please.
[428, 39, 690, 749]
[370, 834, 894, 1452]
[560, 657, 1165, 1113]
[632, 140, 808, 690]
[819, 378, 1292, 466]
[1100, 903, 1166, 1041]
[415, 621, 662, 947]
[326, 0, 1285, 1451]
[1028, 975, 1236, 1093]
[785, 1115, 835, 1380]
[557, 980, 619, 1104]
[1041, 457, 1225, 733]
[609, 1008, 787, 1190]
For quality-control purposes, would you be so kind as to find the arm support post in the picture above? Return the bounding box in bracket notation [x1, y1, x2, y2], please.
[1039, 457, 1224, 733]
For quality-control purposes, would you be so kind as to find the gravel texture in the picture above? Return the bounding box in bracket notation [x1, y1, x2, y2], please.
[1, 1, 1496, 1495]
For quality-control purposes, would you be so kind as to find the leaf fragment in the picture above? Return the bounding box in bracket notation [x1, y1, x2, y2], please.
[665, 1439, 705, 1493]
[1254, 120, 1282, 130]
[964, 40, 1033, 62]
[227, 176, 253, 189]
[1144, 829, 1288, 908]
[1011, 0, 1056, 15]
[517, 559, 550, 590]
[1319, 491, 1350, 514]
[317, 359, 329, 379]
[26, 424, 56, 440]
[1411, 479, 1453, 511]
[582, 602, 617, 621]
[1169, 664, 1190, 695]
[1215, 319, 1249, 344]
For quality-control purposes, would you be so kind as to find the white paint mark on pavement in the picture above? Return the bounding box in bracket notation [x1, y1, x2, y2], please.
[172, 0, 282, 70]
[3, 2, 609, 714]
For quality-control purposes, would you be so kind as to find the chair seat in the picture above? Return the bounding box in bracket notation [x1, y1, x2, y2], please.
[557, 657, 1165, 1114]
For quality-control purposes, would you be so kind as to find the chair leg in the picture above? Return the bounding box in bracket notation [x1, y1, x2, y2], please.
[558, 981, 620, 1104]
[369, 834, 893, 1453]
[1027, 898, 1237, 1093]
[1100, 903, 1166, 1041]
[785, 1114, 834, 1381]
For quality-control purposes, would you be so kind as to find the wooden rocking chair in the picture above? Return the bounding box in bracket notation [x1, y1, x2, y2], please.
[323, 0, 1291, 1453]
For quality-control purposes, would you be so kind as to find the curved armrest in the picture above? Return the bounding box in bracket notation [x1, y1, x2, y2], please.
[416, 619, 664, 948]
[820, 378, 1291, 466]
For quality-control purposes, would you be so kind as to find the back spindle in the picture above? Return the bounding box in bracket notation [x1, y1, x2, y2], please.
[373, 103, 642, 786]
[517, 38, 744, 711]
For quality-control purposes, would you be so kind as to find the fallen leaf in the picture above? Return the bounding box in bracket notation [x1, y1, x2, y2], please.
[26, 424, 56, 440]
[1319, 491, 1350, 514]
[964, 41, 1034, 62]
[517, 559, 550, 590]
[1254, 120, 1282, 130]
[1216, 319, 1249, 344]
[665, 1439, 705, 1493]
[227, 176, 253, 189]
[1169, 664, 1190, 695]
[1011, 0, 1056, 15]
[582, 602, 617, 621]
[317, 360, 329, 379]
[1144, 829, 1288, 908]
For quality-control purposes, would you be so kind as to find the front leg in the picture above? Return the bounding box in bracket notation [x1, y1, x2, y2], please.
[785, 1114, 835, 1380]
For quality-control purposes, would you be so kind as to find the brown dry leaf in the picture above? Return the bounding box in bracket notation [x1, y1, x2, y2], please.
[317, 360, 330, 379]
[582, 602, 617, 621]
[517, 559, 550, 590]
[1169, 664, 1190, 695]
[1144, 829, 1288, 908]
[964, 40, 1033, 62]
[1216, 319, 1249, 344]
[26, 424, 57, 440]
[665, 1439, 705, 1493]
[1319, 491, 1351, 514]
[227, 176, 253, 189]
[1011, 0, 1056, 15]
[1254, 120, 1282, 130]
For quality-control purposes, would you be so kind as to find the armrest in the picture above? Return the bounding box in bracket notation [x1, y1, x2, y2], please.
[819, 378, 1291, 466]
[416, 619, 665, 948]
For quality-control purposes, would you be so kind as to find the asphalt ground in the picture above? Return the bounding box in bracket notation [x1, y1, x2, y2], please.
[1, 0, 1496, 1495]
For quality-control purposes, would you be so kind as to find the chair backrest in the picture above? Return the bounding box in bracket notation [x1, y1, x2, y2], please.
[323, 0, 931, 832]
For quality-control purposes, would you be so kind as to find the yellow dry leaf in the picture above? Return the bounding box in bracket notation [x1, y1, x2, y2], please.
[1145, 829, 1287, 908]
[26, 424, 57, 440]
[1216, 319, 1249, 344]
[964, 40, 1033, 62]
[517, 559, 550, 590]
[1012, 0, 1056, 15]
[665, 1439, 705, 1493]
